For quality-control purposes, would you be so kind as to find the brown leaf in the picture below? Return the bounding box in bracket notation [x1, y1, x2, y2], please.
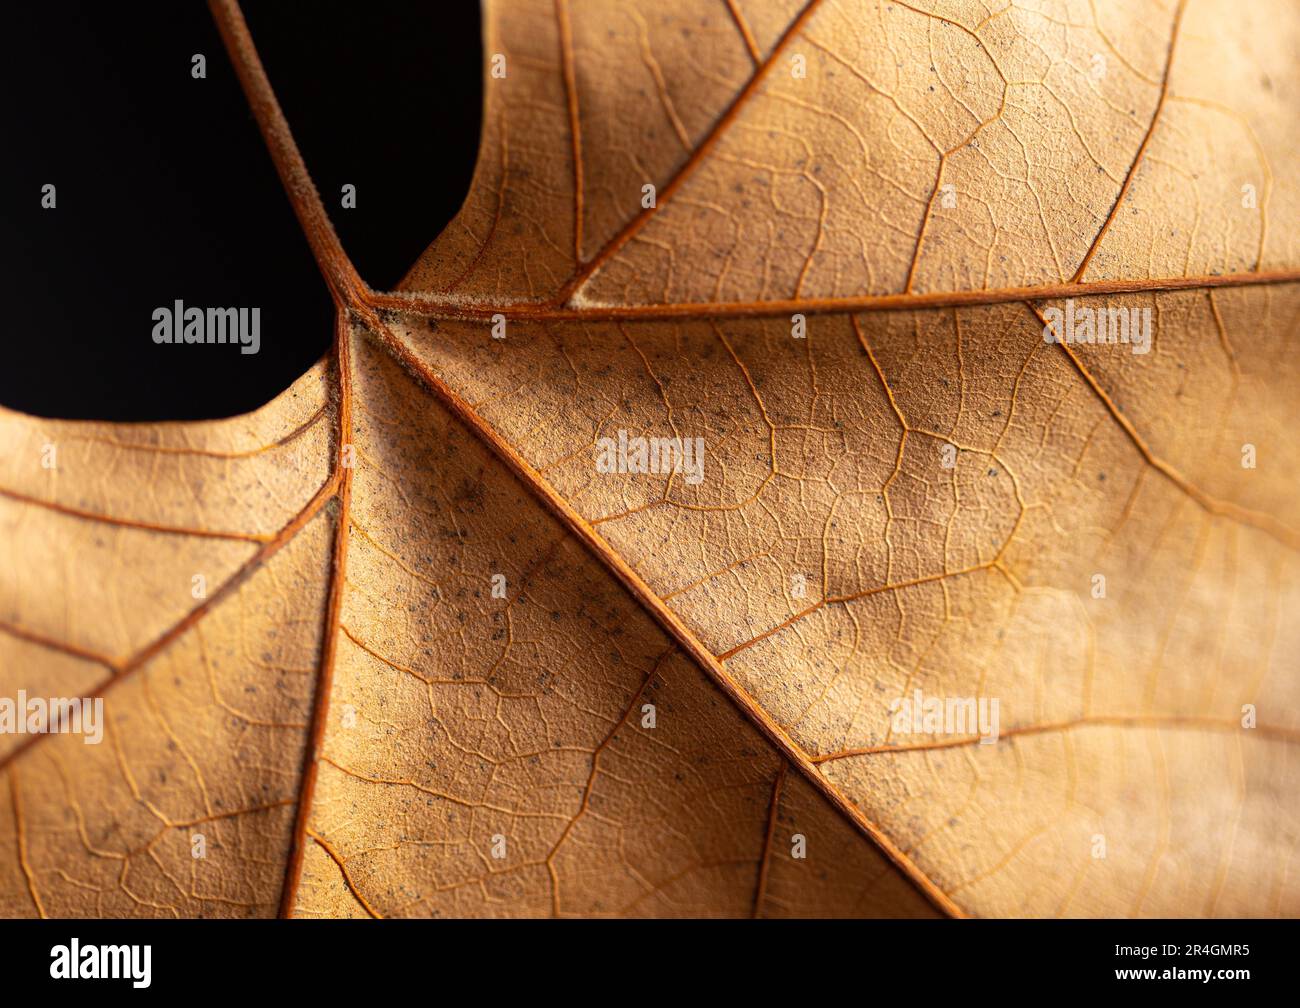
[2, 0, 1297, 918]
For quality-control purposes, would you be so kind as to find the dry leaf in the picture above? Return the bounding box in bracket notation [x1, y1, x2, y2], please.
[2, 0, 1298, 918]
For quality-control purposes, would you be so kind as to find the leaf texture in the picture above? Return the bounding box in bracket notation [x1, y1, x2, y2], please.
[1, 0, 1298, 917]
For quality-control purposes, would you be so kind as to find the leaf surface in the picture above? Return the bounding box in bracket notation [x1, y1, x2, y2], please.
[2, 0, 1298, 917]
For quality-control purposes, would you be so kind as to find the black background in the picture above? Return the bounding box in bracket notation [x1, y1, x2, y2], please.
[0, 917, 1285, 995]
[0, 0, 481, 420]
